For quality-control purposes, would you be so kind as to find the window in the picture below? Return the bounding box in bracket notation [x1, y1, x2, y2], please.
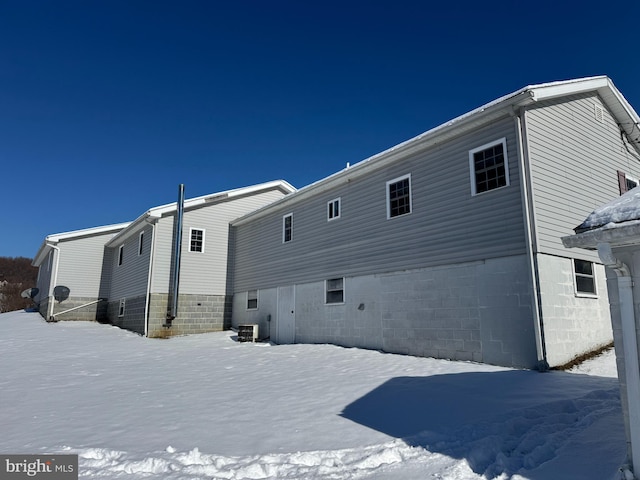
[386, 174, 412, 219]
[138, 232, 144, 256]
[189, 228, 205, 252]
[118, 298, 126, 317]
[574, 259, 597, 295]
[247, 290, 258, 310]
[283, 213, 293, 243]
[327, 198, 341, 221]
[469, 138, 510, 195]
[326, 277, 344, 304]
[618, 170, 638, 195]
[118, 245, 124, 266]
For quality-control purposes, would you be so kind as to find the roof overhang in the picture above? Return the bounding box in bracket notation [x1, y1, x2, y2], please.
[105, 180, 296, 247]
[563, 221, 640, 251]
[234, 76, 639, 226]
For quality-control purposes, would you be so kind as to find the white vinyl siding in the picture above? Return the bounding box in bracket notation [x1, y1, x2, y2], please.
[526, 92, 640, 259]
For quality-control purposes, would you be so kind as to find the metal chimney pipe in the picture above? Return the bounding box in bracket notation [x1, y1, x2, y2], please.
[166, 184, 185, 324]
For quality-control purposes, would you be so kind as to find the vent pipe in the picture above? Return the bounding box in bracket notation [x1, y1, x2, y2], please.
[166, 184, 185, 324]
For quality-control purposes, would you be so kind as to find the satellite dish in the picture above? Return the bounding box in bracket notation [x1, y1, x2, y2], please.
[21, 287, 39, 299]
[53, 285, 70, 302]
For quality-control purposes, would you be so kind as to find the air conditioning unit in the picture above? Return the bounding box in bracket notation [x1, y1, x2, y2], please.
[238, 324, 259, 342]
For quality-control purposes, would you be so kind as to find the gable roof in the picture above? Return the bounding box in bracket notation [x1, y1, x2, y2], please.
[105, 180, 296, 247]
[233, 76, 640, 226]
[33, 222, 131, 266]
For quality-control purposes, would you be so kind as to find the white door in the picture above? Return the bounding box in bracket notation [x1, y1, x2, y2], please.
[277, 285, 295, 344]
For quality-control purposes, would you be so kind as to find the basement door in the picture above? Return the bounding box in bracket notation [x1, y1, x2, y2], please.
[276, 285, 295, 344]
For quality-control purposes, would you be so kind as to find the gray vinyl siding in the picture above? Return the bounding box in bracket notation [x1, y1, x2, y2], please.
[35, 250, 54, 302]
[55, 232, 121, 298]
[526, 92, 640, 260]
[151, 188, 289, 295]
[233, 116, 527, 292]
[108, 225, 153, 299]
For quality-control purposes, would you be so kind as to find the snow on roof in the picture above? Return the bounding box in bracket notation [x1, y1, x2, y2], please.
[574, 186, 640, 233]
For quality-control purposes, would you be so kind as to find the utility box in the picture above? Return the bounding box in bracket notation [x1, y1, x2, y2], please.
[238, 324, 259, 342]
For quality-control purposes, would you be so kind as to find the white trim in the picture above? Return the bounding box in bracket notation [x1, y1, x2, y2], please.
[188, 227, 205, 253]
[325, 277, 345, 305]
[386, 174, 412, 219]
[572, 258, 598, 298]
[327, 197, 341, 221]
[626, 173, 639, 190]
[469, 137, 510, 196]
[283, 213, 293, 243]
[247, 289, 259, 310]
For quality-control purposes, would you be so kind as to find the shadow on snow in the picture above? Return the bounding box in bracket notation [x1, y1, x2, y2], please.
[340, 369, 623, 479]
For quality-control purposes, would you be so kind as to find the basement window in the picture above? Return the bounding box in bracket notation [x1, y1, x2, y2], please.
[118, 298, 126, 317]
[469, 138, 510, 195]
[326, 278, 345, 304]
[247, 290, 258, 310]
[574, 259, 597, 296]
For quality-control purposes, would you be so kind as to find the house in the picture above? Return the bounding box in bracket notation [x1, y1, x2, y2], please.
[91, 180, 294, 337]
[562, 188, 640, 478]
[230, 76, 640, 369]
[32, 223, 130, 321]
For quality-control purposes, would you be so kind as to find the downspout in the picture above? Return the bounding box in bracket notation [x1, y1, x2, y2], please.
[166, 184, 185, 325]
[47, 244, 61, 321]
[598, 242, 640, 477]
[514, 109, 548, 370]
[143, 219, 158, 337]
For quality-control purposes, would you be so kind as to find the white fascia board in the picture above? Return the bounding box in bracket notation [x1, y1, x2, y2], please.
[528, 76, 609, 102]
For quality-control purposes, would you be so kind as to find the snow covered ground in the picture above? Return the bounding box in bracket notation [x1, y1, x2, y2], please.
[0, 311, 626, 479]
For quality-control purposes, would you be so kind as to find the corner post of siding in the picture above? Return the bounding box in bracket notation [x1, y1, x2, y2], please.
[513, 107, 548, 371]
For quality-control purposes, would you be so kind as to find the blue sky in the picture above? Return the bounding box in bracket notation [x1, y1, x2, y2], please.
[2, 0, 640, 258]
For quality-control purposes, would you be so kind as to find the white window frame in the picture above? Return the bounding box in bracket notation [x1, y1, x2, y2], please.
[386, 174, 412, 219]
[327, 198, 341, 221]
[118, 245, 124, 266]
[626, 174, 639, 191]
[573, 258, 598, 297]
[138, 231, 144, 256]
[283, 213, 293, 243]
[189, 228, 205, 253]
[118, 298, 126, 317]
[247, 289, 258, 310]
[469, 138, 510, 196]
[325, 277, 345, 305]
